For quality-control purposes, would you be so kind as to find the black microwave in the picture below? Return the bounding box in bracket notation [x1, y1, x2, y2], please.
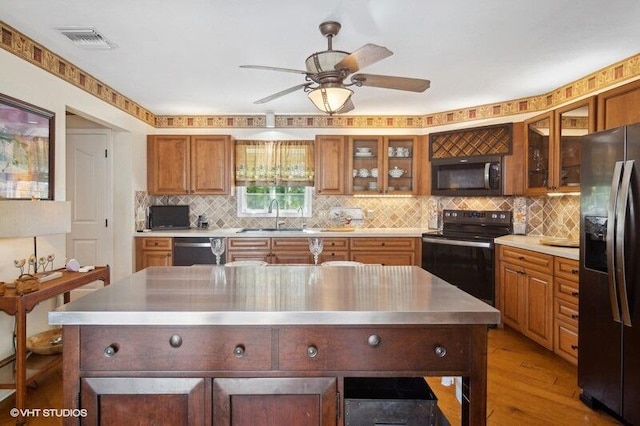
[148, 205, 191, 230]
[431, 155, 503, 196]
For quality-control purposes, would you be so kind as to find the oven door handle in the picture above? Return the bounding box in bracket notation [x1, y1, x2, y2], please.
[422, 237, 492, 249]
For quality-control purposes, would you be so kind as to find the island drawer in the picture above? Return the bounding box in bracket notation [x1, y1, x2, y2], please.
[80, 326, 272, 371]
[278, 326, 468, 372]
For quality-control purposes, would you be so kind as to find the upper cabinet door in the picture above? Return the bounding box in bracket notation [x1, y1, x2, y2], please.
[147, 135, 190, 195]
[524, 112, 554, 195]
[554, 97, 595, 192]
[190, 135, 233, 195]
[597, 79, 640, 130]
[314, 135, 346, 195]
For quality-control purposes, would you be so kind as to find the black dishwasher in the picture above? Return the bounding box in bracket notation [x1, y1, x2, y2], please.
[172, 237, 225, 265]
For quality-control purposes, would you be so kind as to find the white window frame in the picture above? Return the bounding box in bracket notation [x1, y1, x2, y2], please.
[236, 186, 313, 218]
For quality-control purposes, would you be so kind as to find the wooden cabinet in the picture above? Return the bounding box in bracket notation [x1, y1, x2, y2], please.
[347, 136, 420, 195]
[135, 237, 173, 271]
[227, 237, 313, 264]
[147, 135, 233, 195]
[228, 236, 418, 266]
[553, 257, 580, 365]
[524, 97, 595, 194]
[318, 238, 350, 263]
[315, 135, 346, 195]
[497, 245, 554, 350]
[350, 237, 420, 266]
[81, 377, 208, 425]
[597, 79, 640, 130]
[213, 378, 337, 426]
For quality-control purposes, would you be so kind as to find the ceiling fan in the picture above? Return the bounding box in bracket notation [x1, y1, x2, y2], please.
[240, 21, 430, 115]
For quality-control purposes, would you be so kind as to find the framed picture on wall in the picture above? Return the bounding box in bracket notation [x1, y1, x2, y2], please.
[0, 93, 55, 200]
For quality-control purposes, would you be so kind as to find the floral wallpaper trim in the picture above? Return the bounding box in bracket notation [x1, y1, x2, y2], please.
[3, 20, 640, 129]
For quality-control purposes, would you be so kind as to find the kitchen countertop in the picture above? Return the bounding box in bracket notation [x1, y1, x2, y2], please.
[49, 265, 500, 326]
[494, 235, 579, 260]
[135, 227, 429, 238]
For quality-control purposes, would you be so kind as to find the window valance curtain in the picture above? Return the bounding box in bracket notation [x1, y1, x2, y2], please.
[235, 140, 314, 186]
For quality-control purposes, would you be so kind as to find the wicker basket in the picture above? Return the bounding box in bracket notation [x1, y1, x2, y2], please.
[27, 328, 63, 355]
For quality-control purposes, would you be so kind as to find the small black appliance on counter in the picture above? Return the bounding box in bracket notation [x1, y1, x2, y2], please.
[148, 205, 190, 230]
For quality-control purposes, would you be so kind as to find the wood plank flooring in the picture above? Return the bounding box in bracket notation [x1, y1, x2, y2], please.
[426, 326, 622, 425]
[0, 326, 622, 425]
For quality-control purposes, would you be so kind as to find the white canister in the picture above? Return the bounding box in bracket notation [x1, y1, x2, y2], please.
[388, 147, 395, 157]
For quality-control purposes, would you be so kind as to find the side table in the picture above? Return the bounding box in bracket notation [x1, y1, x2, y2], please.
[0, 266, 110, 425]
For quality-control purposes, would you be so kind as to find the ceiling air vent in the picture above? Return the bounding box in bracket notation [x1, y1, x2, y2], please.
[57, 27, 117, 49]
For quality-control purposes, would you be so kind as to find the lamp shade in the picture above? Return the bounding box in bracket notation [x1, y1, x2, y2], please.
[308, 85, 353, 114]
[0, 200, 71, 238]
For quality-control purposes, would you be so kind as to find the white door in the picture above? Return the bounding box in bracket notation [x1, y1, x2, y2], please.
[66, 129, 113, 299]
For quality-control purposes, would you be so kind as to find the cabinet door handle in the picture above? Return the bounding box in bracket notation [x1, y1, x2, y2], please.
[571, 344, 579, 350]
[434, 345, 447, 358]
[169, 334, 183, 348]
[571, 269, 579, 274]
[367, 334, 381, 347]
[233, 345, 245, 357]
[571, 291, 580, 297]
[571, 314, 579, 320]
[306, 345, 319, 358]
[104, 344, 119, 357]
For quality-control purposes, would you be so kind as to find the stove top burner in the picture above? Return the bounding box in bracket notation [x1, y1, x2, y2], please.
[424, 209, 513, 241]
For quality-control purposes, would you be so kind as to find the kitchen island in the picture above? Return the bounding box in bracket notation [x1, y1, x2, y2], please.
[49, 265, 499, 426]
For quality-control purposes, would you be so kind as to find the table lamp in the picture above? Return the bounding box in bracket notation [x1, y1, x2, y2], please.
[0, 200, 71, 278]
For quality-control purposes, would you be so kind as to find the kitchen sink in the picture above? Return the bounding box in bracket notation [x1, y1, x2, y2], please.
[236, 228, 306, 233]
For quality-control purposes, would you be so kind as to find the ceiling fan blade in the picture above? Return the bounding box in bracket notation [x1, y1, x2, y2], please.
[253, 83, 311, 104]
[337, 98, 355, 114]
[351, 73, 430, 92]
[240, 65, 309, 75]
[334, 44, 392, 73]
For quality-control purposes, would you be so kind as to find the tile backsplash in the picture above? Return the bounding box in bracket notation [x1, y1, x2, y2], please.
[136, 191, 580, 238]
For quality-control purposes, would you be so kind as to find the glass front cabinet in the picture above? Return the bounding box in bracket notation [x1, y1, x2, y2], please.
[347, 136, 418, 195]
[524, 97, 595, 194]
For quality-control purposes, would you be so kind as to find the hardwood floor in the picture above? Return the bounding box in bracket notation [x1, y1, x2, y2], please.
[426, 326, 622, 426]
[0, 326, 622, 425]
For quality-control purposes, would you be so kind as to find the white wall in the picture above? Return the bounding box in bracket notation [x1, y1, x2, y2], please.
[0, 49, 153, 401]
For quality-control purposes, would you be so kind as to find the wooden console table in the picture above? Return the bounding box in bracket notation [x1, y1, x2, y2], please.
[0, 266, 110, 425]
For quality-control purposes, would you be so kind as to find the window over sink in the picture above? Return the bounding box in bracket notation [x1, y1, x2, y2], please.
[236, 185, 312, 218]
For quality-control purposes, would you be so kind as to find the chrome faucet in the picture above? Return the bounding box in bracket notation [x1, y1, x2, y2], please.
[297, 206, 306, 229]
[268, 198, 284, 229]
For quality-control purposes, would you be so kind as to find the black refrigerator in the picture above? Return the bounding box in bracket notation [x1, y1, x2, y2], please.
[580, 124, 640, 425]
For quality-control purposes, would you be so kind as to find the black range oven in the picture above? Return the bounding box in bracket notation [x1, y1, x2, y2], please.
[422, 209, 512, 306]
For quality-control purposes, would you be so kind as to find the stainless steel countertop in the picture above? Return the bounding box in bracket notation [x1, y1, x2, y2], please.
[49, 265, 500, 326]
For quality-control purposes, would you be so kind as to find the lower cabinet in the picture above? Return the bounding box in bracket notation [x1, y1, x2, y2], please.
[135, 237, 173, 271]
[81, 377, 208, 425]
[227, 236, 419, 265]
[497, 245, 580, 362]
[350, 237, 420, 266]
[497, 245, 554, 350]
[213, 378, 337, 426]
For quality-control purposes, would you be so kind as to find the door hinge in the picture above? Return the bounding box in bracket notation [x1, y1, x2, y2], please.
[104, 149, 108, 158]
[105, 218, 108, 227]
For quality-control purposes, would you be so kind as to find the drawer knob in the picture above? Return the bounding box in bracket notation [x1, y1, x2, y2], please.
[518, 256, 525, 261]
[571, 269, 579, 274]
[104, 344, 119, 357]
[434, 345, 447, 358]
[233, 345, 245, 357]
[367, 334, 381, 347]
[571, 314, 579, 320]
[307, 345, 319, 358]
[169, 334, 183, 348]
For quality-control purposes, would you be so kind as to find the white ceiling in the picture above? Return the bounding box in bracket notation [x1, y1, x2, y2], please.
[3, 0, 640, 117]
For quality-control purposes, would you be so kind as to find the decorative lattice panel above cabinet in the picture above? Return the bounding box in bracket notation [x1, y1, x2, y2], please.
[429, 123, 513, 159]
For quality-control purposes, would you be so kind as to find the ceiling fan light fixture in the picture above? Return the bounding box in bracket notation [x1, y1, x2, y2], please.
[308, 85, 353, 115]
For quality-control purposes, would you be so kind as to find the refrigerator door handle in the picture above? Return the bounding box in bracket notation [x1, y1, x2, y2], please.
[616, 160, 635, 327]
[607, 160, 624, 323]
